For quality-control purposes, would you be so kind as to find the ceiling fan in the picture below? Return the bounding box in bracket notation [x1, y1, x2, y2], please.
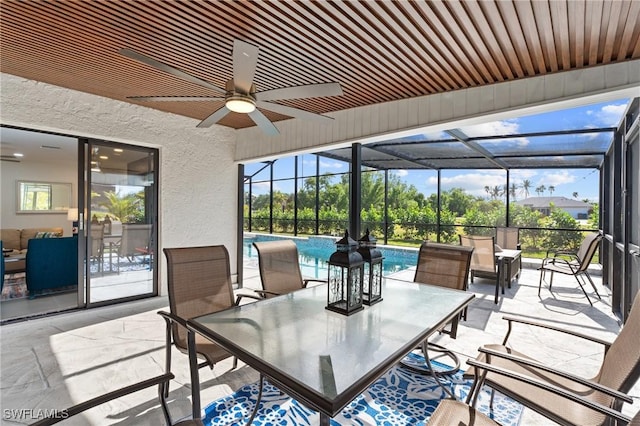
[119, 39, 343, 136]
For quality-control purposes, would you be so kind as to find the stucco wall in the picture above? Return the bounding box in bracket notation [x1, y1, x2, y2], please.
[0, 73, 238, 293]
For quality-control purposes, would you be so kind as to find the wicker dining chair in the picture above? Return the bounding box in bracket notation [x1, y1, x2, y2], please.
[158, 245, 255, 396]
[252, 239, 326, 298]
[464, 291, 640, 426]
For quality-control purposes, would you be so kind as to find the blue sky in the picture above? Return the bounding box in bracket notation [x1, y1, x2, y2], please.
[246, 98, 630, 203]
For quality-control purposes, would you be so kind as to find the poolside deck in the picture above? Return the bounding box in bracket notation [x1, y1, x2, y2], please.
[1, 261, 637, 424]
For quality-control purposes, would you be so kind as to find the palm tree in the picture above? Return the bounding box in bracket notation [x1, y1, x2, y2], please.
[535, 185, 546, 196]
[509, 183, 518, 200]
[521, 179, 531, 198]
[484, 186, 491, 199]
[99, 190, 142, 223]
[491, 185, 502, 199]
[548, 185, 555, 196]
[573, 191, 579, 199]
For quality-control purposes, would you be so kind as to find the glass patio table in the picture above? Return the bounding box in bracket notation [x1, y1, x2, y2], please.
[186, 277, 475, 425]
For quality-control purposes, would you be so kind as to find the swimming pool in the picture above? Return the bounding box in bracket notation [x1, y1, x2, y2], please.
[244, 233, 418, 279]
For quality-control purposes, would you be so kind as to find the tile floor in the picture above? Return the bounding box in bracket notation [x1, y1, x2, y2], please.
[1, 261, 638, 425]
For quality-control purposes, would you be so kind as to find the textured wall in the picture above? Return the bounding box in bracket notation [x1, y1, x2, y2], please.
[0, 73, 238, 291]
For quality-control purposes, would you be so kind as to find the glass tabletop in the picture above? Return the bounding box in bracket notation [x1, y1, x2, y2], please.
[188, 277, 474, 416]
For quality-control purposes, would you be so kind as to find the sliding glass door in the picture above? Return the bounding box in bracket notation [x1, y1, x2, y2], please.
[84, 139, 158, 305]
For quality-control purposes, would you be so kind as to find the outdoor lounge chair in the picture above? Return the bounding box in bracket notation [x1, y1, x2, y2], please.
[538, 231, 603, 305]
[29, 372, 204, 426]
[252, 239, 326, 299]
[158, 245, 258, 396]
[401, 241, 474, 375]
[413, 241, 474, 339]
[90, 223, 104, 273]
[495, 226, 521, 278]
[463, 291, 640, 426]
[118, 223, 152, 263]
[459, 235, 503, 304]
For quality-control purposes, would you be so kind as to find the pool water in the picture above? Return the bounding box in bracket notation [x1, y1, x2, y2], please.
[244, 234, 418, 279]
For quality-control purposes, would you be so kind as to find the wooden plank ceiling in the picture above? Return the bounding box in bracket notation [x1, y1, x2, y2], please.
[1, 1, 639, 130]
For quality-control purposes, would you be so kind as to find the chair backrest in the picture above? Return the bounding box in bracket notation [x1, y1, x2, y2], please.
[119, 224, 152, 257]
[495, 227, 519, 250]
[459, 235, 496, 273]
[414, 241, 474, 291]
[163, 245, 234, 349]
[575, 232, 602, 272]
[596, 291, 640, 408]
[90, 224, 104, 258]
[253, 239, 304, 297]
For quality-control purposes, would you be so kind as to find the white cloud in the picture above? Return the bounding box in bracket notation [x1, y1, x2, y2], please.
[461, 119, 520, 137]
[599, 104, 627, 126]
[510, 170, 537, 180]
[587, 103, 627, 127]
[537, 171, 576, 187]
[392, 170, 408, 177]
[427, 172, 507, 197]
[461, 119, 529, 147]
[319, 160, 346, 170]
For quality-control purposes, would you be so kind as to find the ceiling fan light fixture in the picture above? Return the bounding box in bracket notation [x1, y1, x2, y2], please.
[225, 95, 256, 113]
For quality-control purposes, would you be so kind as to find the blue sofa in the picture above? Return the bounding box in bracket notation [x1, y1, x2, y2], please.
[26, 237, 77, 298]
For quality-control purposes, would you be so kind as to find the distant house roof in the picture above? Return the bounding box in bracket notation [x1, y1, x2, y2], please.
[515, 196, 591, 209]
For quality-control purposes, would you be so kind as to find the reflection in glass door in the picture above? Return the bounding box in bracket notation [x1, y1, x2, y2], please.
[86, 141, 158, 305]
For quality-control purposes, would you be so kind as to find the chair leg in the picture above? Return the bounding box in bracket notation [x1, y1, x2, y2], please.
[573, 274, 594, 306]
[584, 272, 602, 299]
[163, 321, 173, 398]
[538, 268, 544, 296]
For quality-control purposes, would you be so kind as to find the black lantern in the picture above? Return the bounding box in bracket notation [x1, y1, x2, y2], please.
[358, 228, 384, 305]
[326, 230, 365, 315]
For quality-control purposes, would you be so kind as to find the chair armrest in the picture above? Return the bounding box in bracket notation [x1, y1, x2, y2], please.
[254, 289, 280, 298]
[500, 315, 613, 350]
[29, 373, 175, 426]
[235, 292, 263, 305]
[478, 346, 632, 404]
[158, 310, 189, 329]
[466, 358, 632, 424]
[302, 278, 328, 288]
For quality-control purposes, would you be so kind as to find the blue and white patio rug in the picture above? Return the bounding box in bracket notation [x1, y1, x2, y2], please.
[202, 352, 523, 425]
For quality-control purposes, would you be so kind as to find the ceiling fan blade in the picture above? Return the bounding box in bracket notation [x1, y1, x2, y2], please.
[256, 101, 334, 123]
[248, 109, 279, 136]
[127, 96, 223, 102]
[196, 106, 231, 128]
[257, 82, 343, 101]
[119, 48, 225, 94]
[232, 39, 259, 94]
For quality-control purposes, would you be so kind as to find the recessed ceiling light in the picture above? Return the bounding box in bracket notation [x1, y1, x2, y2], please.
[13, 152, 24, 157]
[113, 148, 123, 153]
[99, 155, 108, 160]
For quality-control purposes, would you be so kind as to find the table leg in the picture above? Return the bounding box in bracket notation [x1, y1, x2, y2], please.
[320, 412, 331, 426]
